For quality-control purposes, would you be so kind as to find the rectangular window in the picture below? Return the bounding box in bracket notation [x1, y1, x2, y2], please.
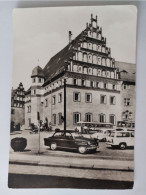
[73, 92, 80, 102]
[113, 85, 116, 90]
[11, 109, 15, 114]
[27, 106, 31, 113]
[58, 93, 62, 103]
[58, 113, 63, 125]
[124, 98, 130, 106]
[104, 83, 107, 89]
[110, 96, 116, 105]
[85, 93, 92, 103]
[82, 79, 86, 86]
[100, 95, 107, 104]
[90, 81, 94, 87]
[52, 114, 56, 125]
[109, 115, 116, 125]
[85, 113, 92, 122]
[38, 78, 41, 83]
[73, 113, 81, 124]
[52, 95, 56, 105]
[34, 89, 36, 95]
[32, 78, 35, 83]
[96, 82, 99, 88]
[73, 78, 77, 85]
[45, 99, 48, 107]
[99, 114, 106, 123]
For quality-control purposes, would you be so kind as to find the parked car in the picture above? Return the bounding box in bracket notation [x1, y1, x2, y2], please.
[44, 130, 98, 154]
[91, 129, 114, 141]
[80, 129, 94, 139]
[106, 131, 134, 150]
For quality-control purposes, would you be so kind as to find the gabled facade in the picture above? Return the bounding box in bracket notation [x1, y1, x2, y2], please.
[11, 82, 25, 131]
[25, 14, 135, 130]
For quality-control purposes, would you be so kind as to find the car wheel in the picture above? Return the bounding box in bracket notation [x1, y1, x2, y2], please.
[119, 143, 126, 150]
[78, 146, 87, 154]
[50, 142, 57, 150]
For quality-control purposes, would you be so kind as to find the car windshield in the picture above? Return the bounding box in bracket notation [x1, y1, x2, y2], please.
[72, 132, 83, 138]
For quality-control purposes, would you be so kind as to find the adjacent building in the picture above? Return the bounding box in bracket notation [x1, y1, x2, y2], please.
[11, 82, 25, 131]
[24, 14, 136, 130]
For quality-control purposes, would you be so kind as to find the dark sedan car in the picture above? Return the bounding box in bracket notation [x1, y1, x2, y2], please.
[44, 130, 98, 154]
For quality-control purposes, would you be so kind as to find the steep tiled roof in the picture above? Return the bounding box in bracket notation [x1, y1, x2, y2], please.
[115, 61, 136, 83]
[43, 32, 83, 84]
[25, 87, 31, 95]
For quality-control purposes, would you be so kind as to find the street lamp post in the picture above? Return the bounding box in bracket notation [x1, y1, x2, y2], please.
[64, 78, 66, 131]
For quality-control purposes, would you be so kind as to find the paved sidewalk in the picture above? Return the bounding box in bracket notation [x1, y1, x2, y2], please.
[9, 152, 134, 171]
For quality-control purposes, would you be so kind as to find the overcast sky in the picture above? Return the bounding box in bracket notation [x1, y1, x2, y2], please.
[12, 5, 137, 90]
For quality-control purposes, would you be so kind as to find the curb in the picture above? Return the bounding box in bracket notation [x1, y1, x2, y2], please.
[9, 160, 134, 172]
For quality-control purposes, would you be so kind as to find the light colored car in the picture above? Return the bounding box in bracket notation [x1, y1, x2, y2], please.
[106, 131, 134, 149]
[91, 129, 114, 141]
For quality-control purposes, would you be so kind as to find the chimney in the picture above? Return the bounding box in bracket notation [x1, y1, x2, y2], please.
[69, 31, 72, 43]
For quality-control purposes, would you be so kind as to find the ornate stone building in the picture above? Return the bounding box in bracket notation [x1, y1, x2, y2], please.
[25, 14, 135, 130]
[11, 82, 25, 130]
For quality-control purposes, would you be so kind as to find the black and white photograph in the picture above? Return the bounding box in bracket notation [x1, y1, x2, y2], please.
[8, 5, 137, 189]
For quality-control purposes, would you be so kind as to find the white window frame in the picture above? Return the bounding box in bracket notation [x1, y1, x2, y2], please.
[85, 93, 92, 103]
[73, 112, 81, 125]
[73, 92, 81, 102]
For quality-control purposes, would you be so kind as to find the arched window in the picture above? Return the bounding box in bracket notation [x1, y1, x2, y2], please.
[99, 114, 106, 123]
[97, 57, 101, 65]
[102, 70, 106, 77]
[102, 46, 106, 53]
[93, 55, 97, 64]
[97, 45, 101, 52]
[88, 54, 92, 63]
[83, 66, 88, 74]
[111, 71, 114, 78]
[93, 32, 97, 38]
[93, 68, 97, 76]
[83, 41, 87, 48]
[102, 58, 106, 66]
[78, 52, 82, 61]
[88, 31, 92, 37]
[106, 58, 111, 67]
[88, 68, 92, 75]
[78, 66, 82, 73]
[73, 65, 78, 72]
[93, 44, 97, 51]
[88, 43, 92, 50]
[85, 113, 93, 122]
[97, 69, 101, 76]
[106, 71, 110, 78]
[83, 53, 87, 62]
[97, 33, 101, 40]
